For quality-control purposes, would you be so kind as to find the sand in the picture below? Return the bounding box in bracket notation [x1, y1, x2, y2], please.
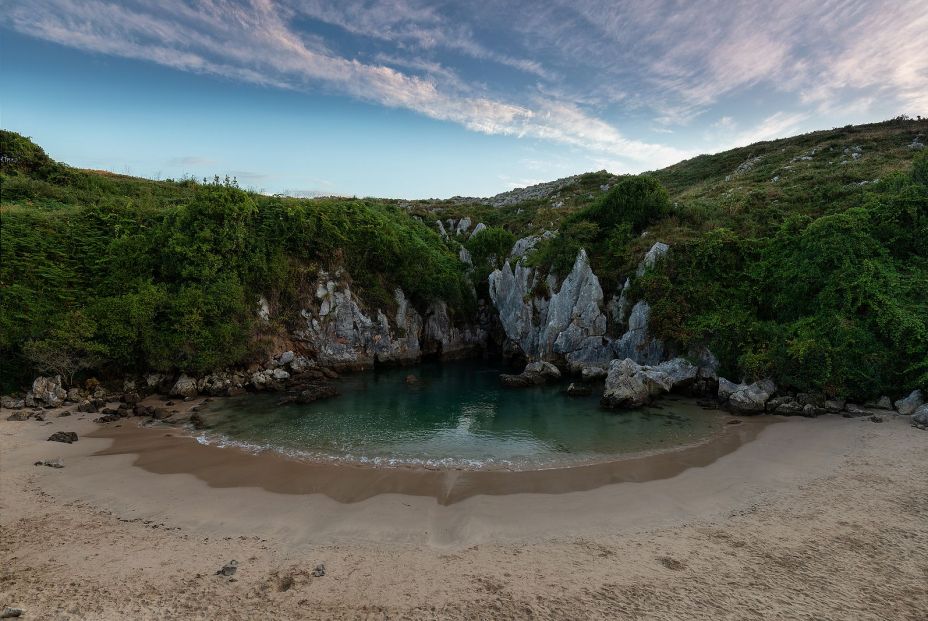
[1, 402, 926, 619]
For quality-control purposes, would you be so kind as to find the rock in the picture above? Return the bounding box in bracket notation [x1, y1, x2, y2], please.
[48, 431, 78, 444]
[435, 220, 448, 239]
[865, 396, 893, 410]
[458, 246, 473, 266]
[869, 415, 883, 423]
[30, 375, 68, 407]
[525, 361, 561, 380]
[152, 407, 171, 420]
[257, 296, 271, 321]
[601, 359, 661, 408]
[271, 368, 291, 381]
[612, 301, 666, 366]
[501, 361, 561, 388]
[215, 560, 238, 576]
[845, 403, 880, 417]
[912, 404, 928, 428]
[6, 412, 29, 421]
[77, 399, 97, 413]
[1, 608, 23, 619]
[1, 396, 25, 410]
[508, 231, 554, 259]
[719, 378, 775, 414]
[635, 241, 669, 277]
[296, 384, 339, 404]
[894, 390, 924, 416]
[189, 413, 206, 430]
[277, 351, 295, 366]
[581, 365, 608, 381]
[404, 375, 419, 385]
[469, 222, 487, 239]
[311, 563, 326, 577]
[34, 458, 64, 468]
[500, 373, 543, 388]
[454, 217, 472, 236]
[566, 383, 591, 397]
[824, 399, 846, 413]
[134, 404, 155, 417]
[768, 397, 804, 416]
[65, 388, 80, 402]
[170, 374, 198, 399]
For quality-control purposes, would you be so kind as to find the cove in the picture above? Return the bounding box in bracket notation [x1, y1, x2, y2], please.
[90, 361, 771, 504]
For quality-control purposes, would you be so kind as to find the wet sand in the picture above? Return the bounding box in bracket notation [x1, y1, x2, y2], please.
[1, 403, 926, 619]
[87, 413, 770, 504]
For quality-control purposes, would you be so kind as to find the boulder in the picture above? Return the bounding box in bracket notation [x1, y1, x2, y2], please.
[894, 390, 924, 416]
[170, 374, 198, 398]
[912, 404, 928, 429]
[30, 376, 67, 407]
[865, 396, 893, 410]
[719, 378, 776, 414]
[824, 399, 846, 413]
[525, 361, 561, 380]
[601, 359, 661, 408]
[1, 396, 24, 410]
[48, 431, 78, 443]
[469, 222, 487, 239]
[580, 365, 608, 381]
[276, 351, 295, 366]
[501, 361, 561, 388]
[271, 368, 291, 381]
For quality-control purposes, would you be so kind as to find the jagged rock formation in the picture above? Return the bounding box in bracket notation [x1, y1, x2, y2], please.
[601, 358, 702, 408]
[488, 239, 671, 373]
[718, 378, 777, 414]
[292, 270, 485, 369]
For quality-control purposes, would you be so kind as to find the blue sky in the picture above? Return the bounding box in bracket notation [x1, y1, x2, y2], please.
[2, 1, 926, 198]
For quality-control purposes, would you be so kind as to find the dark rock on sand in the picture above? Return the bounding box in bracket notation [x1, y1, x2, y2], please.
[312, 563, 326, 577]
[215, 560, 238, 576]
[48, 431, 78, 444]
[1, 607, 23, 618]
[869, 415, 883, 423]
[189, 413, 206, 430]
[6, 412, 30, 421]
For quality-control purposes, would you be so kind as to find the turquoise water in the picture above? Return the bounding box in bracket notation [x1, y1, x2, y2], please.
[195, 360, 725, 470]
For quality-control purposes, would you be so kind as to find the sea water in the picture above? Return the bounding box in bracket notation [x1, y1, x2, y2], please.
[195, 359, 725, 470]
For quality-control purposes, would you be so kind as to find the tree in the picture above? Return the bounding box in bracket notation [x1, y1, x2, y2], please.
[24, 311, 108, 386]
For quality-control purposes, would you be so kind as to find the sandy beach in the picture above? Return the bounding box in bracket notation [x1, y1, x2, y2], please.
[1, 403, 926, 620]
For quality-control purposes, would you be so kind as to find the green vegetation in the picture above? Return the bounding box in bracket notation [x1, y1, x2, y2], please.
[0, 131, 471, 389]
[2, 118, 926, 400]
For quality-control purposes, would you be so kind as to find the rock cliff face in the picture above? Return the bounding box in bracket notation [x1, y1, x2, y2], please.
[290, 270, 485, 369]
[488, 240, 671, 372]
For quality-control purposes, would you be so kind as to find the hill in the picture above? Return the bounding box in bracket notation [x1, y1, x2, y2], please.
[1, 118, 926, 399]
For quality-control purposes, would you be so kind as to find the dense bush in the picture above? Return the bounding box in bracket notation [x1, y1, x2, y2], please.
[0, 134, 472, 388]
[639, 155, 928, 399]
[464, 226, 516, 282]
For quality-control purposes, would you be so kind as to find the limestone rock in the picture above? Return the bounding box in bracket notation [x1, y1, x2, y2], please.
[719, 378, 776, 414]
[912, 404, 928, 428]
[469, 222, 487, 239]
[170, 374, 198, 398]
[30, 376, 67, 407]
[894, 390, 924, 416]
[1, 396, 24, 410]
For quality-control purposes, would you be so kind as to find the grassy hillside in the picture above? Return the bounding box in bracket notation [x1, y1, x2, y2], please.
[2, 118, 926, 398]
[0, 131, 472, 390]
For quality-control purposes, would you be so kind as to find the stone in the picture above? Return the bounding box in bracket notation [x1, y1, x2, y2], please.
[170, 374, 198, 399]
[189, 413, 206, 430]
[580, 365, 608, 381]
[719, 378, 776, 414]
[454, 217, 472, 236]
[404, 375, 419, 385]
[215, 560, 238, 576]
[911, 404, 928, 428]
[824, 399, 846, 413]
[869, 415, 883, 423]
[152, 407, 171, 420]
[525, 361, 561, 380]
[271, 368, 291, 381]
[566, 383, 592, 397]
[865, 396, 893, 410]
[65, 388, 80, 402]
[30, 376, 67, 407]
[1, 396, 24, 410]
[277, 351, 295, 366]
[458, 246, 473, 266]
[6, 411, 29, 421]
[296, 384, 339, 404]
[48, 431, 78, 444]
[612, 301, 666, 366]
[601, 359, 660, 408]
[312, 563, 326, 577]
[500, 373, 544, 388]
[34, 458, 64, 468]
[1, 608, 23, 619]
[894, 390, 924, 416]
[635, 241, 669, 277]
[469, 222, 487, 239]
[257, 296, 271, 321]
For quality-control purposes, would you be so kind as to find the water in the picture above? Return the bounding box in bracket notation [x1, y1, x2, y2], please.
[195, 360, 725, 470]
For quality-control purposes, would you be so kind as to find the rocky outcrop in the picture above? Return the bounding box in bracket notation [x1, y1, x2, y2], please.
[718, 378, 776, 414]
[489, 241, 672, 374]
[294, 272, 482, 368]
[601, 357, 702, 409]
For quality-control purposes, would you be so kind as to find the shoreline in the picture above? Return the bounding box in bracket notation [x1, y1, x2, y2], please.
[2, 400, 926, 618]
[87, 410, 770, 504]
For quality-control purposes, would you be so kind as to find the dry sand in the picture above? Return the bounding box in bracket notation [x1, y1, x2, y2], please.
[1, 402, 925, 619]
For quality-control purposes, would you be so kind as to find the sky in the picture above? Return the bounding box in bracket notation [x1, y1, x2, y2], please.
[2, 1, 926, 199]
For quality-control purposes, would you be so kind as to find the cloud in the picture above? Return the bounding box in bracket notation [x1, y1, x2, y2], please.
[167, 155, 216, 167]
[2, 0, 678, 170]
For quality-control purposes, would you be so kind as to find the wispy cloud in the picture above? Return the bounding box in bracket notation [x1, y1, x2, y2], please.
[3, 0, 681, 169]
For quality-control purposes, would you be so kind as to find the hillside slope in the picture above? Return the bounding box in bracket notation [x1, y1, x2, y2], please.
[1, 118, 926, 399]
